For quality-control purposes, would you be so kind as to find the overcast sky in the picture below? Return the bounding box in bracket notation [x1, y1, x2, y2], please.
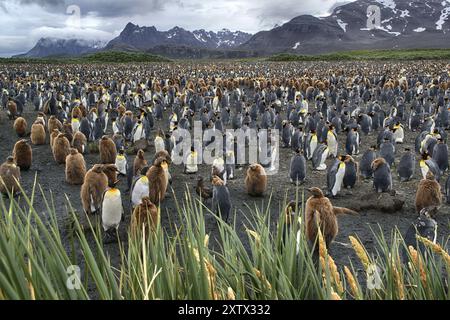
[0, 0, 351, 56]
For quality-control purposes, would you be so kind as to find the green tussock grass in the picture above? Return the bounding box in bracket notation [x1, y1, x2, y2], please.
[267, 48, 450, 61]
[0, 180, 449, 300]
[0, 51, 172, 64]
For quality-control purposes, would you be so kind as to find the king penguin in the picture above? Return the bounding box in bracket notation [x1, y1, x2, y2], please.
[392, 122, 404, 144]
[432, 138, 448, 174]
[402, 207, 437, 262]
[305, 130, 318, 160]
[345, 127, 360, 155]
[115, 147, 128, 176]
[360, 146, 377, 179]
[397, 148, 416, 182]
[289, 149, 307, 184]
[379, 138, 396, 168]
[312, 142, 329, 171]
[419, 153, 441, 182]
[327, 155, 346, 197]
[326, 125, 338, 158]
[101, 179, 123, 243]
[372, 158, 392, 193]
[343, 155, 358, 189]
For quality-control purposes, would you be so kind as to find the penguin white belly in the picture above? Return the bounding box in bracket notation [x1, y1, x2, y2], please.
[269, 145, 278, 172]
[113, 122, 120, 135]
[420, 163, 429, 180]
[430, 122, 435, 135]
[154, 137, 165, 153]
[394, 128, 404, 143]
[131, 177, 149, 208]
[115, 158, 127, 175]
[185, 154, 198, 173]
[102, 190, 123, 231]
[317, 148, 329, 171]
[309, 139, 318, 160]
[103, 113, 109, 132]
[72, 121, 80, 133]
[133, 126, 144, 143]
[90, 194, 96, 212]
[332, 167, 345, 196]
[327, 134, 337, 157]
[420, 137, 429, 154]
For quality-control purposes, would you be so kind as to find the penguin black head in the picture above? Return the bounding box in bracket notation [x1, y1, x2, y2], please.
[421, 152, 430, 160]
[6, 156, 14, 163]
[108, 179, 120, 189]
[419, 206, 438, 218]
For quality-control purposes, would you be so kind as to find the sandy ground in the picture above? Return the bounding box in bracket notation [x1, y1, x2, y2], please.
[0, 102, 449, 291]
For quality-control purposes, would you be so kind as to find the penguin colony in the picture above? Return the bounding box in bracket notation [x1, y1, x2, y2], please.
[0, 60, 449, 250]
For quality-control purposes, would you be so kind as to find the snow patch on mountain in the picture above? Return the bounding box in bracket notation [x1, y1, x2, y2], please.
[400, 9, 410, 17]
[337, 19, 348, 32]
[436, 7, 450, 30]
[292, 42, 300, 49]
[376, 0, 396, 10]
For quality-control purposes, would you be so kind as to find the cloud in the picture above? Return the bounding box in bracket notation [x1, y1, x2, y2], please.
[0, 0, 350, 56]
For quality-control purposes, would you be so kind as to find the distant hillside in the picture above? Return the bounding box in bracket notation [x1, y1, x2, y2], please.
[240, 0, 450, 54]
[105, 23, 252, 52]
[15, 38, 106, 58]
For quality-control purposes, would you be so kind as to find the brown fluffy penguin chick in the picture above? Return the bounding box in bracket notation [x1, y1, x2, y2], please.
[13, 139, 32, 171]
[72, 131, 87, 154]
[7, 100, 17, 119]
[195, 176, 212, 200]
[65, 148, 86, 185]
[13, 117, 27, 137]
[415, 171, 442, 215]
[35, 113, 47, 130]
[154, 150, 172, 165]
[102, 164, 119, 186]
[305, 187, 358, 248]
[131, 196, 159, 235]
[52, 133, 70, 164]
[146, 156, 168, 205]
[0, 156, 21, 195]
[245, 163, 267, 196]
[71, 106, 82, 120]
[50, 129, 60, 151]
[133, 149, 148, 176]
[99, 135, 117, 164]
[62, 121, 73, 142]
[47, 115, 63, 133]
[30, 122, 46, 145]
[80, 164, 108, 215]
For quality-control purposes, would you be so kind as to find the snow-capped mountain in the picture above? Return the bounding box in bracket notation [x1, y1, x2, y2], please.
[17, 38, 107, 58]
[105, 23, 252, 51]
[240, 0, 450, 54]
